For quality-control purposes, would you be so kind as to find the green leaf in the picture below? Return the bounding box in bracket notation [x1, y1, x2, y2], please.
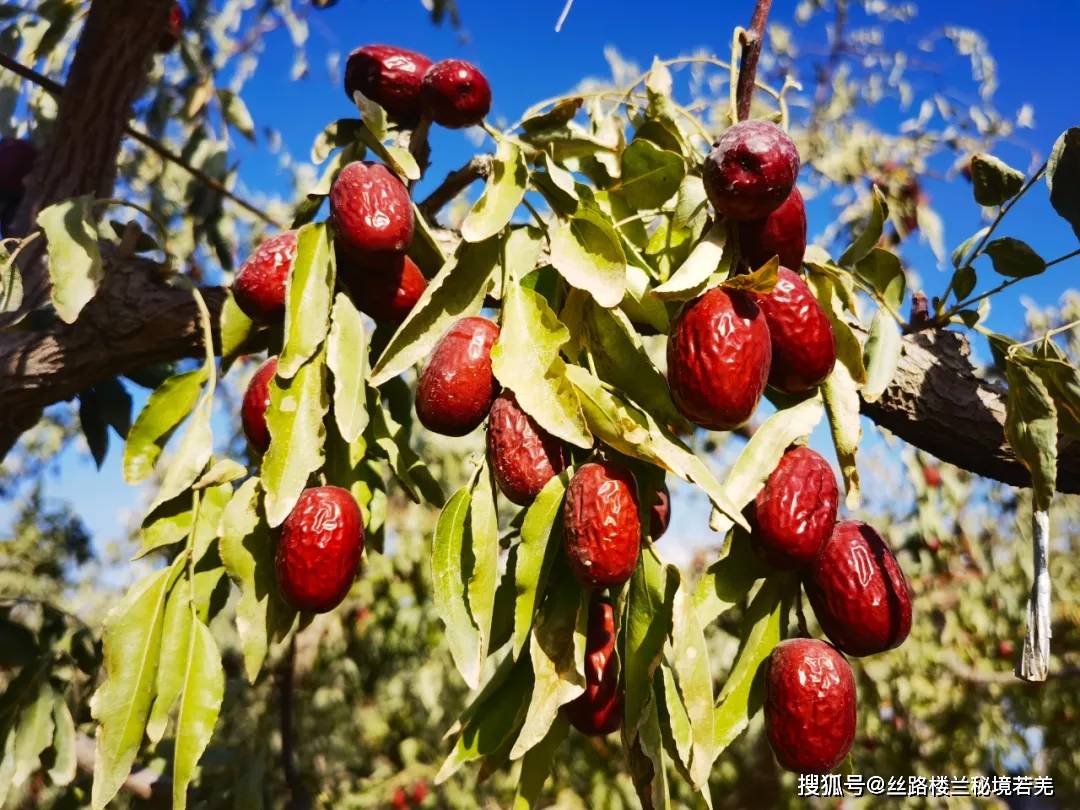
[822, 360, 862, 510]
[673, 175, 708, 229]
[11, 682, 54, 789]
[520, 97, 583, 133]
[220, 478, 296, 682]
[354, 119, 421, 181]
[370, 236, 500, 386]
[90, 560, 181, 810]
[693, 528, 769, 626]
[984, 237, 1045, 278]
[0, 243, 21, 314]
[617, 139, 685, 209]
[722, 255, 779, 294]
[79, 388, 110, 468]
[951, 226, 991, 270]
[839, 186, 889, 267]
[1047, 127, 1080, 239]
[146, 580, 193, 743]
[806, 271, 867, 384]
[468, 461, 500, 670]
[624, 550, 679, 736]
[432, 486, 483, 688]
[658, 663, 693, 775]
[549, 206, 627, 308]
[653, 221, 727, 300]
[462, 139, 528, 243]
[218, 89, 256, 140]
[278, 222, 335, 379]
[533, 153, 579, 214]
[713, 577, 791, 753]
[671, 585, 715, 787]
[327, 293, 369, 443]
[951, 265, 977, 300]
[970, 153, 1024, 206]
[854, 248, 906, 312]
[47, 695, 77, 786]
[145, 398, 213, 517]
[491, 284, 592, 448]
[192, 459, 247, 491]
[366, 383, 445, 506]
[565, 365, 748, 530]
[1030, 344, 1080, 440]
[513, 714, 569, 810]
[630, 681, 672, 810]
[140, 495, 195, 555]
[262, 348, 329, 527]
[1005, 359, 1058, 511]
[172, 621, 225, 810]
[38, 195, 103, 323]
[510, 575, 586, 759]
[123, 368, 206, 484]
[219, 295, 255, 368]
[862, 311, 903, 403]
[513, 474, 568, 658]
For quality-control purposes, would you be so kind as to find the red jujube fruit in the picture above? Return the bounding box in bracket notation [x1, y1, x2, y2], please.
[486, 391, 566, 506]
[275, 486, 364, 613]
[765, 638, 856, 773]
[754, 267, 836, 394]
[752, 446, 838, 569]
[666, 286, 772, 430]
[339, 251, 427, 324]
[330, 161, 414, 262]
[232, 230, 299, 323]
[415, 316, 500, 436]
[564, 595, 622, 736]
[241, 356, 277, 454]
[738, 186, 807, 270]
[421, 59, 492, 129]
[703, 120, 800, 221]
[804, 521, 913, 657]
[344, 44, 432, 125]
[564, 462, 640, 589]
[650, 481, 671, 539]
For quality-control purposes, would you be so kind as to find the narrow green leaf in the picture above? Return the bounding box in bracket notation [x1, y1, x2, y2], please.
[1005, 359, 1058, 511]
[951, 265, 977, 300]
[631, 692, 672, 810]
[90, 560, 181, 810]
[1046, 127, 1080, 239]
[658, 663, 693, 775]
[984, 237, 1045, 278]
[520, 97, 583, 133]
[513, 474, 568, 658]
[723, 255, 780, 294]
[839, 186, 889, 267]
[0, 243, 21, 314]
[311, 119, 364, 163]
[47, 695, 77, 786]
[172, 621, 225, 810]
[862, 311, 903, 403]
[854, 248, 906, 312]
[462, 139, 528, 243]
[38, 196, 103, 323]
[0, 725, 14, 808]
[671, 585, 715, 786]
[219, 295, 255, 368]
[146, 580, 193, 743]
[11, 682, 54, 789]
[327, 293, 369, 443]
[278, 222, 335, 379]
[617, 139, 685, 209]
[694, 528, 769, 626]
[370, 236, 500, 386]
[822, 361, 862, 510]
[192, 459, 247, 491]
[807, 271, 867, 385]
[468, 461, 500, 668]
[653, 221, 727, 300]
[491, 284, 592, 448]
[366, 383, 445, 506]
[123, 369, 207, 484]
[624, 550, 679, 736]
[262, 349, 329, 527]
[970, 153, 1024, 206]
[951, 226, 990, 270]
[146, 394, 213, 515]
[549, 207, 627, 308]
[433, 486, 482, 688]
[513, 714, 569, 810]
[1031, 344, 1080, 440]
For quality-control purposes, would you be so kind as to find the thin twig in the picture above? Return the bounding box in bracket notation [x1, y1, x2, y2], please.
[417, 155, 493, 222]
[0, 52, 282, 228]
[734, 0, 775, 121]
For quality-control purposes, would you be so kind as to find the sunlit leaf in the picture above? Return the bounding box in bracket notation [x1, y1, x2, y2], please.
[38, 196, 103, 323]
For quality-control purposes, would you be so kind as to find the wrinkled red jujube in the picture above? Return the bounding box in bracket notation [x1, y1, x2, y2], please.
[232, 230, 299, 323]
[564, 595, 623, 736]
[564, 461, 641, 589]
[415, 317, 500, 436]
[754, 266, 836, 394]
[486, 391, 566, 506]
[703, 120, 800, 221]
[344, 44, 432, 125]
[241, 356, 278, 454]
[752, 446, 838, 569]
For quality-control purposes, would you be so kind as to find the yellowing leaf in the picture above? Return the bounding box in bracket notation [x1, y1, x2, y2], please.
[327, 293, 369, 443]
[549, 207, 627, 307]
[462, 139, 528, 243]
[38, 196, 103, 323]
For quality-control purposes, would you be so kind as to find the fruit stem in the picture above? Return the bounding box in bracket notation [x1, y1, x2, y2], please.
[735, 0, 775, 121]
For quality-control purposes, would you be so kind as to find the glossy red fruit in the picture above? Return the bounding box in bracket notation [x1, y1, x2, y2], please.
[754, 267, 836, 394]
[564, 462, 640, 589]
[704, 120, 800, 221]
[805, 521, 913, 657]
[666, 286, 772, 430]
[753, 447, 838, 569]
[339, 251, 427, 324]
[421, 59, 491, 129]
[565, 596, 622, 736]
[415, 317, 500, 436]
[765, 638, 856, 773]
[738, 186, 807, 270]
[486, 392, 566, 506]
[157, 3, 184, 52]
[650, 481, 670, 539]
[241, 357, 277, 454]
[330, 161, 414, 262]
[344, 44, 432, 125]
[232, 231, 299, 323]
[275, 486, 364, 614]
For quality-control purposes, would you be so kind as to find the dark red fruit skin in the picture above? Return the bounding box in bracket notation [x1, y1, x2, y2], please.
[421, 59, 492, 129]
[338, 250, 427, 324]
[0, 138, 36, 236]
[752, 447, 838, 569]
[232, 231, 298, 323]
[649, 482, 670, 539]
[765, 638, 856, 773]
[805, 521, 913, 657]
[415, 317, 500, 436]
[564, 462, 641, 589]
[344, 44, 432, 125]
[754, 267, 836, 394]
[564, 596, 623, 736]
[330, 161, 414, 262]
[666, 286, 772, 430]
[275, 486, 364, 614]
[922, 464, 942, 488]
[241, 357, 277, 454]
[738, 186, 807, 270]
[486, 392, 566, 506]
[157, 3, 184, 52]
[704, 120, 800, 221]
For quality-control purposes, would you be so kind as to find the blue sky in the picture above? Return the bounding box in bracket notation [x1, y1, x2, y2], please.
[8, 0, 1079, 561]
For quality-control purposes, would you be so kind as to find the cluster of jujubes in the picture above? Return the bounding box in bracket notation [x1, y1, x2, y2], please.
[233, 44, 495, 614]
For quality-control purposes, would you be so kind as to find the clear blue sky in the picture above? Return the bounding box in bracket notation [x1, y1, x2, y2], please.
[9, 0, 1079, 560]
